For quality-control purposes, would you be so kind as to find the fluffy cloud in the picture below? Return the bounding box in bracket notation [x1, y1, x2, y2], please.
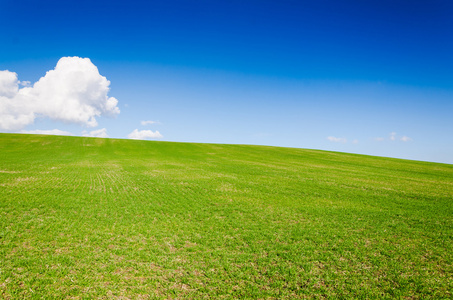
[128, 129, 163, 140]
[0, 57, 119, 131]
[0, 71, 19, 98]
[82, 128, 109, 138]
[327, 136, 347, 143]
[21, 129, 73, 136]
[141, 120, 160, 126]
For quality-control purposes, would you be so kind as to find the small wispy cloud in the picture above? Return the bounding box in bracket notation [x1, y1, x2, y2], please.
[141, 120, 160, 126]
[19, 80, 31, 87]
[400, 136, 412, 142]
[374, 132, 412, 142]
[127, 129, 163, 140]
[352, 139, 359, 144]
[82, 128, 109, 138]
[21, 129, 73, 136]
[390, 132, 397, 141]
[327, 136, 347, 143]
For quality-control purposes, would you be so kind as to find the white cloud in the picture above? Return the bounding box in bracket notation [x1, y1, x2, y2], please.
[327, 136, 347, 143]
[0, 57, 120, 131]
[375, 133, 412, 142]
[352, 139, 359, 144]
[82, 128, 109, 138]
[141, 120, 160, 126]
[128, 129, 163, 140]
[21, 129, 73, 136]
[0, 71, 19, 98]
[401, 136, 412, 142]
[390, 132, 397, 141]
[19, 81, 31, 87]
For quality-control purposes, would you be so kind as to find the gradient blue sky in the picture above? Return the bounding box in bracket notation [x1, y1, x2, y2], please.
[1, 0, 452, 164]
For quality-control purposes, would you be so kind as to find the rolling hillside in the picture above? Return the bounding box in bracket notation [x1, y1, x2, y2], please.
[1, 133, 452, 298]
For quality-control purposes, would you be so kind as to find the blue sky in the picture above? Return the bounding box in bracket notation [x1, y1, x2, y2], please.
[1, 0, 452, 164]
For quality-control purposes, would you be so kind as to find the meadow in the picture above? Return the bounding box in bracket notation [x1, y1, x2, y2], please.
[0, 133, 452, 299]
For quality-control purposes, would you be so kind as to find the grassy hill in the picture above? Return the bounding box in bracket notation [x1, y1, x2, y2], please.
[1, 133, 452, 299]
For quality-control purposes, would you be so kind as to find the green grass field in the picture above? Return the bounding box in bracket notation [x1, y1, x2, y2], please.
[0, 133, 452, 299]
